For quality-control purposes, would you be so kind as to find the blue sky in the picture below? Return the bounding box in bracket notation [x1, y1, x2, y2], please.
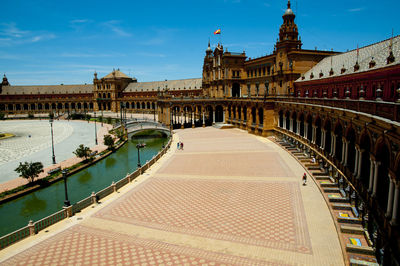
[0, 0, 398, 85]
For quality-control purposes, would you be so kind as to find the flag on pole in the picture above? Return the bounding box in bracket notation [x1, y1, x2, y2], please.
[214, 29, 221, 35]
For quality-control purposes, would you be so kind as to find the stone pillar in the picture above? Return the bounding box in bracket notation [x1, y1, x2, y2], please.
[368, 156, 375, 192]
[255, 108, 260, 126]
[290, 118, 293, 132]
[356, 149, 364, 178]
[343, 140, 349, 166]
[283, 116, 287, 129]
[296, 121, 300, 135]
[112, 181, 117, 192]
[91, 191, 98, 204]
[202, 111, 205, 127]
[391, 182, 400, 225]
[332, 135, 337, 156]
[341, 139, 346, 164]
[223, 107, 226, 123]
[386, 175, 395, 217]
[321, 130, 326, 149]
[213, 109, 215, 124]
[372, 161, 380, 197]
[304, 123, 308, 139]
[353, 147, 359, 176]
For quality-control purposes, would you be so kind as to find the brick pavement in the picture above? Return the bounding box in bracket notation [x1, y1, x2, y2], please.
[0, 127, 344, 265]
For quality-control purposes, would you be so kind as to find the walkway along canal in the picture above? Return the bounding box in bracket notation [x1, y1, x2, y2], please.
[0, 135, 168, 237]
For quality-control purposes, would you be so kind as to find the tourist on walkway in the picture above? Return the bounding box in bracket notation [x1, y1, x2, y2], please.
[302, 173, 307, 185]
[177, 142, 180, 150]
[180, 142, 184, 150]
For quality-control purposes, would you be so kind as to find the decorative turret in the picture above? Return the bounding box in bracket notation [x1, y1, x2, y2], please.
[2, 74, 9, 86]
[206, 40, 212, 55]
[276, 0, 302, 50]
[93, 71, 98, 81]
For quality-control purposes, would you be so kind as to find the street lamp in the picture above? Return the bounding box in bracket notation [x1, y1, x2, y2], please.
[94, 111, 98, 145]
[62, 169, 70, 207]
[49, 119, 56, 164]
[136, 142, 146, 167]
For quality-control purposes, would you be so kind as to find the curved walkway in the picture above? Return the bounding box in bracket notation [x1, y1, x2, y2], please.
[0, 127, 344, 265]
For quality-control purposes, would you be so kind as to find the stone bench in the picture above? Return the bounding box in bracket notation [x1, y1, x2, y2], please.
[332, 203, 352, 210]
[328, 194, 348, 203]
[341, 225, 365, 234]
[349, 258, 379, 266]
[47, 166, 61, 175]
[346, 244, 375, 256]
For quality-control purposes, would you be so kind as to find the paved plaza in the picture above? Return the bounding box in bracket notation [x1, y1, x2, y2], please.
[0, 127, 344, 265]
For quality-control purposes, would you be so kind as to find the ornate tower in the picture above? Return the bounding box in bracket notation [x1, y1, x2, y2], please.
[276, 0, 302, 50]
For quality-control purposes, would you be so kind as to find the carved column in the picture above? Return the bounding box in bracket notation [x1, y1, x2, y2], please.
[296, 121, 300, 135]
[353, 147, 359, 176]
[290, 118, 293, 132]
[368, 156, 375, 192]
[386, 174, 395, 217]
[391, 181, 400, 225]
[372, 161, 381, 197]
[283, 116, 287, 129]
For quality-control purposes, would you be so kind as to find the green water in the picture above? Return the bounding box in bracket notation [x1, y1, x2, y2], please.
[0, 136, 168, 237]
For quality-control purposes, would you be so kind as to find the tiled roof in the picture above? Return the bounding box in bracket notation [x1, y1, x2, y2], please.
[1, 84, 93, 95]
[103, 70, 131, 79]
[297, 35, 400, 82]
[125, 78, 202, 92]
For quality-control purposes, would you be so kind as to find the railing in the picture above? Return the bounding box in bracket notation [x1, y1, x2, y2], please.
[0, 137, 172, 250]
[34, 209, 66, 233]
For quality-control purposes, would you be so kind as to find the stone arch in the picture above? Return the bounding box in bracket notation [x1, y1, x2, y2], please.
[314, 116, 322, 147]
[232, 83, 240, 97]
[278, 110, 284, 128]
[374, 137, 391, 212]
[136, 102, 141, 109]
[323, 118, 332, 153]
[141, 102, 145, 109]
[252, 107, 257, 124]
[306, 113, 313, 141]
[334, 121, 344, 161]
[345, 126, 357, 172]
[291, 111, 297, 133]
[298, 112, 305, 137]
[258, 107, 263, 125]
[215, 105, 224, 122]
[285, 110, 290, 130]
[359, 130, 372, 189]
[147, 102, 150, 109]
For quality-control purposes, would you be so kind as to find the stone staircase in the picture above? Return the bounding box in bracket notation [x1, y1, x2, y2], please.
[275, 139, 378, 266]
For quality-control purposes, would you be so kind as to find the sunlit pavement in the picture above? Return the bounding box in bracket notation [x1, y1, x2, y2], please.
[0, 127, 344, 265]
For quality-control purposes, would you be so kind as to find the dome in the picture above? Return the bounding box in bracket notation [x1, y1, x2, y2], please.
[284, 8, 294, 16]
[283, 0, 295, 17]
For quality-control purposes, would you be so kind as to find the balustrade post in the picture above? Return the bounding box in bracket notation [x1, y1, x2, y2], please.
[91, 192, 98, 204]
[28, 220, 35, 236]
[112, 181, 117, 193]
[63, 205, 73, 218]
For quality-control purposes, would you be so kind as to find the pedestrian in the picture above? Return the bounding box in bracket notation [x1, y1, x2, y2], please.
[177, 142, 180, 150]
[302, 173, 307, 185]
[180, 142, 184, 150]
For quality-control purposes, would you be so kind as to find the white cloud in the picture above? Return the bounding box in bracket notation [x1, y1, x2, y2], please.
[102, 20, 132, 37]
[347, 7, 365, 12]
[0, 23, 55, 46]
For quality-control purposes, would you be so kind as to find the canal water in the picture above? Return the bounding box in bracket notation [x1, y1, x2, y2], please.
[0, 136, 168, 237]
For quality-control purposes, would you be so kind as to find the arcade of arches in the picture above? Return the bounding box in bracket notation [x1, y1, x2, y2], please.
[275, 101, 400, 264]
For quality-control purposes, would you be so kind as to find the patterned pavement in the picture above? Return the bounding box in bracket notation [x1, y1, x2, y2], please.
[0, 127, 344, 265]
[94, 178, 311, 254]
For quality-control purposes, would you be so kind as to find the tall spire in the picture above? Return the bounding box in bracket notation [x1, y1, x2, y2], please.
[287, 0, 291, 9]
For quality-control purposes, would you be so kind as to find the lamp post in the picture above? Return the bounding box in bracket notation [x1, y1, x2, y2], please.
[136, 143, 146, 167]
[62, 169, 70, 207]
[94, 111, 98, 145]
[49, 119, 56, 164]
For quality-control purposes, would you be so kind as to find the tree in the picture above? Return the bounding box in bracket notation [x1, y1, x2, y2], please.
[103, 135, 114, 151]
[115, 127, 126, 141]
[106, 117, 112, 125]
[73, 144, 92, 161]
[15, 161, 44, 183]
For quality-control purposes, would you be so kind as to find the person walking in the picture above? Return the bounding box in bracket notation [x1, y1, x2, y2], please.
[177, 142, 180, 150]
[302, 173, 307, 185]
[180, 142, 184, 150]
